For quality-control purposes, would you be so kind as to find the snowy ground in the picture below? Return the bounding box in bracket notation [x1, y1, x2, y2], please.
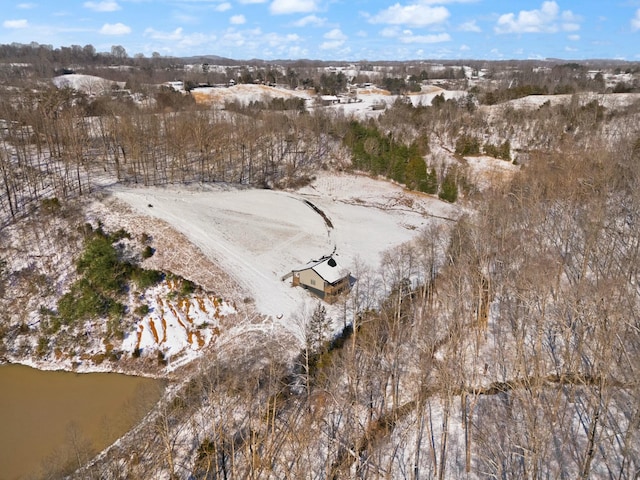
[52, 73, 468, 120]
[121, 280, 236, 369]
[52, 74, 125, 95]
[463, 155, 519, 191]
[110, 173, 460, 333]
[190, 82, 467, 119]
[500, 91, 640, 110]
[191, 83, 312, 105]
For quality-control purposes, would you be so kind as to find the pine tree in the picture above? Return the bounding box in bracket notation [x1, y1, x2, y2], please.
[439, 171, 458, 203]
[424, 167, 438, 194]
[405, 155, 427, 192]
[499, 140, 511, 161]
[307, 303, 331, 354]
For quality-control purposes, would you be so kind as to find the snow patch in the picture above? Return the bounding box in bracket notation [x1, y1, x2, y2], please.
[110, 173, 460, 329]
[122, 281, 236, 366]
[52, 74, 124, 95]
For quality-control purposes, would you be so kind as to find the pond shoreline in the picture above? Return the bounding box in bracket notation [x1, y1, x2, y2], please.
[0, 363, 166, 480]
[0, 353, 175, 380]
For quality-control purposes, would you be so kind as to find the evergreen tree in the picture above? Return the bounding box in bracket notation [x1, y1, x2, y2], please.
[439, 170, 458, 203]
[424, 167, 438, 194]
[405, 155, 427, 192]
[307, 303, 331, 354]
[455, 134, 481, 156]
[499, 140, 511, 161]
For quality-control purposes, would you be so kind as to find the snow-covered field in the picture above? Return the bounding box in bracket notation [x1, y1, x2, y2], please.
[52, 74, 125, 95]
[191, 83, 312, 105]
[501, 91, 640, 109]
[110, 173, 460, 331]
[51, 73, 468, 120]
[190, 82, 467, 118]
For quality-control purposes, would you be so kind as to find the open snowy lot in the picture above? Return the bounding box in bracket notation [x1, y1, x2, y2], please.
[190, 82, 467, 118]
[52, 73, 125, 95]
[110, 173, 460, 326]
[191, 83, 312, 105]
[51, 73, 468, 120]
[500, 91, 640, 110]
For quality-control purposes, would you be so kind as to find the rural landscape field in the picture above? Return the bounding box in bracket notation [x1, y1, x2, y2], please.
[1, 3, 640, 477]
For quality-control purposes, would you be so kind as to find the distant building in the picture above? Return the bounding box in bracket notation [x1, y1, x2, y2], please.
[165, 81, 184, 91]
[291, 255, 351, 303]
[318, 95, 340, 106]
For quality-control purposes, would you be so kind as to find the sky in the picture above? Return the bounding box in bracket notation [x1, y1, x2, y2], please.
[1, 1, 640, 61]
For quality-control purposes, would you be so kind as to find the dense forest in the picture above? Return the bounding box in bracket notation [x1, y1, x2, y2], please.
[2, 44, 640, 478]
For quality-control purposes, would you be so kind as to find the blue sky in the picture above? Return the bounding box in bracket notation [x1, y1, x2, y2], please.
[1, 1, 640, 60]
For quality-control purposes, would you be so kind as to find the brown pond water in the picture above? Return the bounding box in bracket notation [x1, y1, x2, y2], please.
[0, 364, 164, 480]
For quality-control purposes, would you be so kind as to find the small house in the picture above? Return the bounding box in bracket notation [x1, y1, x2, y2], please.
[292, 255, 351, 303]
[318, 95, 340, 106]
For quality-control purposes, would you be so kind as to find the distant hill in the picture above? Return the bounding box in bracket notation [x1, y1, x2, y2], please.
[178, 54, 236, 65]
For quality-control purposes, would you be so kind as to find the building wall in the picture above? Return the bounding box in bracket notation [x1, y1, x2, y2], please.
[294, 267, 351, 303]
[298, 269, 326, 292]
[326, 277, 350, 296]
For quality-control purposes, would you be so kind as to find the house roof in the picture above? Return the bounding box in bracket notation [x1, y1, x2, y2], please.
[295, 255, 347, 284]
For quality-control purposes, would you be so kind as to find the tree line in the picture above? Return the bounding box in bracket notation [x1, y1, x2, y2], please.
[76, 131, 640, 479]
[2, 53, 640, 478]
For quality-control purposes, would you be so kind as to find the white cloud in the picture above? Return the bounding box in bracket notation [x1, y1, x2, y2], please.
[285, 45, 309, 57]
[144, 27, 184, 41]
[562, 23, 579, 32]
[369, 4, 450, 27]
[399, 32, 451, 43]
[216, 27, 267, 51]
[144, 27, 218, 51]
[324, 28, 347, 41]
[292, 14, 326, 27]
[377, 26, 450, 46]
[177, 32, 218, 48]
[406, 0, 478, 3]
[270, 0, 319, 15]
[230, 14, 246, 24]
[495, 1, 558, 33]
[632, 9, 640, 31]
[100, 22, 131, 35]
[84, 1, 121, 12]
[495, 1, 581, 34]
[320, 28, 347, 49]
[221, 30, 247, 46]
[460, 44, 470, 51]
[216, 2, 232, 12]
[173, 12, 198, 23]
[568, 34, 580, 41]
[320, 40, 343, 50]
[263, 32, 301, 47]
[459, 20, 481, 32]
[560, 9, 581, 31]
[3, 19, 29, 29]
[238, 0, 267, 3]
[320, 43, 351, 56]
[381, 26, 401, 37]
[17, 3, 36, 9]
[561, 10, 580, 22]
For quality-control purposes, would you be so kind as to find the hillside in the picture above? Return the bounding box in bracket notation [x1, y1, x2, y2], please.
[1, 60, 640, 479]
